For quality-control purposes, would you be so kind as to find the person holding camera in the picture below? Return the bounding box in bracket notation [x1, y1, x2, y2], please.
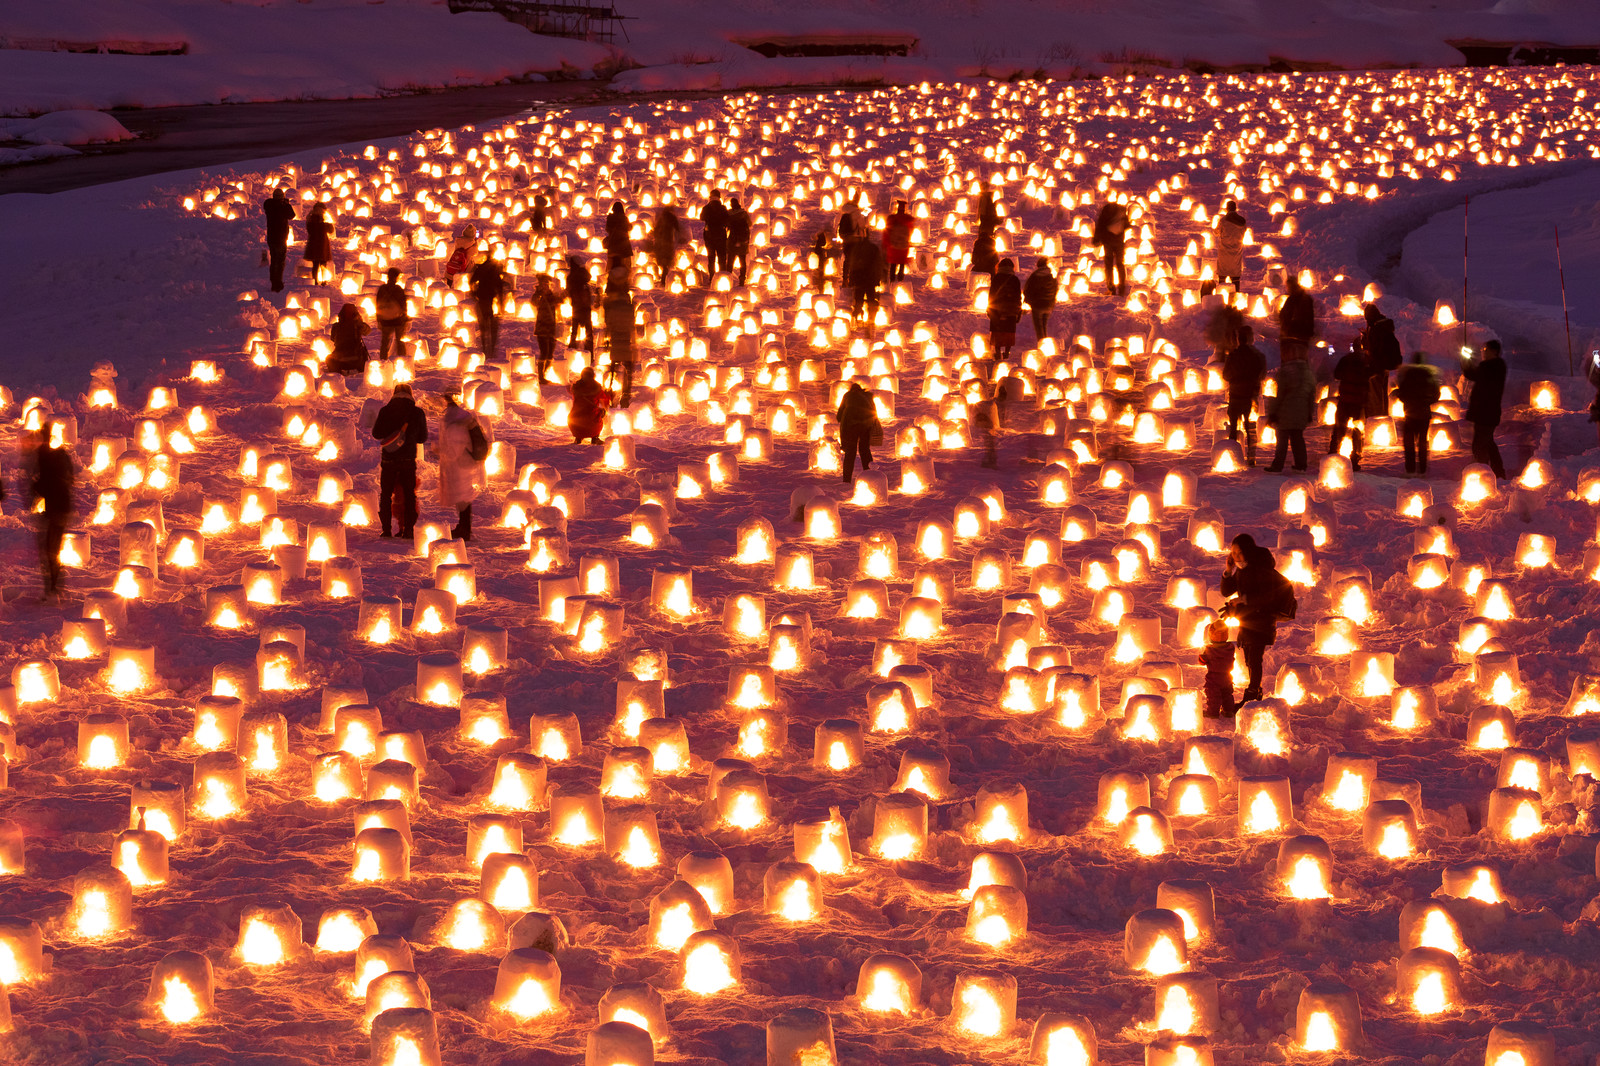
[1461, 339, 1508, 479]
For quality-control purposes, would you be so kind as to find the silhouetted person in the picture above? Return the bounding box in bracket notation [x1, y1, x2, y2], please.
[836, 382, 877, 483]
[371, 383, 427, 538]
[469, 253, 506, 358]
[969, 226, 998, 277]
[1216, 199, 1247, 287]
[438, 394, 489, 541]
[304, 201, 334, 284]
[1277, 273, 1315, 363]
[1358, 302, 1402, 421]
[531, 194, 551, 232]
[375, 267, 408, 362]
[1265, 342, 1315, 472]
[326, 304, 370, 377]
[28, 429, 73, 600]
[533, 275, 559, 382]
[726, 197, 751, 286]
[569, 367, 611, 445]
[1220, 533, 1295, 704]
[1395, 351, 1442, 475]
[1221, 323, 1267, 466]
[701, 190, 729, 277]
[1329, 342, 1371, 471]
[1463, 339, 1508, 479]
[566, 255, 594, 352]
[261, 188, 295, 292]
[846, 235, 886, 336]
[603, 277, 636, 408]
[1094, 199, 1128, 296]
[988, 259, 1023, 360]
[884, 201, 914, 281]
[1023, 258, 1056, 342]
[604, 201, 632, 269]
[650, 206, 681, 283]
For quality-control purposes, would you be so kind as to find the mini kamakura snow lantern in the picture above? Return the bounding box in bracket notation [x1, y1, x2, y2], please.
[892, 749, 950, 798]
[549, 786, 603, 847]
[1484, 1022, 1556, 1066]
[762, 860, 822, 921]
[1323, 752, 1377, 812]
[649, 881, 713, 952]
[1277, 835, 1333, 899]
[71, 866, 134, 939]
[1237, 775, 1293, 835]
[1150, 971, 1220, 1035]
[1487, 786, 1542, 840]
[148, 950, 213, 1023]
[1097, 770, 1151, 826]
[675, 852, 734, 915]
[972, 782, 1028, 844]
[193, 751, 247, 818]
[1397, 946, 1460, 1015]
[106, 640, 156, 694]
[1295, 979, 1362, 1052]
[1125, 909, 1187, 975]
[587, 1019, 654, 1066]
[78, 714, 131, 769]
[236, 902, 304, 967]
[871, 791, 928, 860]
[353, 826, 409, 881]
[951, 970, 1017, 1037]
[493, 948, 561, 1020]
[967, 885, 1028, 946]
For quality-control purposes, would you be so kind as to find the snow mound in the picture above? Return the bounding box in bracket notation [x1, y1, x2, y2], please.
[0, 109, 135, 146]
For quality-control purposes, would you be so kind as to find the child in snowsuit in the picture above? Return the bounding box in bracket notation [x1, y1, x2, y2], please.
[1200, 620, 1237, 718]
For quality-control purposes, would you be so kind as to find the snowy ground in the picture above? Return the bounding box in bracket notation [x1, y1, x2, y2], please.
[1, 66, 1600, 1066]
[4, 0, 1600, 117]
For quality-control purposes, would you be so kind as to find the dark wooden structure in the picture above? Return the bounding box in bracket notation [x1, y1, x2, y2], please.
[448, 0, 626, 44]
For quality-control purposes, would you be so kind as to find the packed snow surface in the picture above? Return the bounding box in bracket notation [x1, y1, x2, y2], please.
[1, 65, 1600, 1066]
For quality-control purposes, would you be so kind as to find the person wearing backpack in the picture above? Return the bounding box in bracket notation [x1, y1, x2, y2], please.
[1220, 533, 1294, 704]
[375, 267, 408, 362]
[1395, 351, 1442, 475]
[1358, 303, 1402, 418]
[371, 383, 427, 538]
[1221, 323, 1268, 466]
[438, 394, 490, 542]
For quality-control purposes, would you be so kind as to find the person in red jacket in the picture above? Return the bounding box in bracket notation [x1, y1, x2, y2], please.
[884, 201, 914, 281]
[568, 367, 611, 445]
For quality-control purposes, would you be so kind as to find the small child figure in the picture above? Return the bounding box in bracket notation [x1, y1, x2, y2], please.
[1199, 620, 1236, 718]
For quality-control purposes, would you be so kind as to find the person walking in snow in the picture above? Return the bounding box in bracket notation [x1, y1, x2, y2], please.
[371, 382, 427, 538]
[1264, 341, 1316, 472]
[650, 206, 681, 283]
[568, 366, 611, 445]
[726, 196, 751, 286]
[533, 275, 559, 382]
[603, 276, 636, 408]
[987, 259, 1023, 360]
[604, 201, 632, 271]
[26, 427, 73, 601]
[326, 303, 370, 377]
[1221, 323, 1267, 466]
[1462, 339, 1509, 479]
[1357, 303, 1402, 421]
[1395, 351, 1442, 476]
[1328, 341, 1371, 471]
[1216, 200, 1247, 288]
[304, 201, 334, 285]
[836, 381, 878, 484]
[884, 201, 914, 282]
[1093, 198, 1128, 296]
[1023, 258, 1056, 343]
[531, 194, 552, 233]
[374, 267, 408, 363]
[1277, 272, 1315, 364]
[437, 394, 489, 542]
[566, 255, 595, 353]
[701, 190, 729, 278]
[1220, 533, 1294, 705]
[846, 234, 886, 336]
[262, 188, 295, 293]
[469, 252, 506, 358]
[969, 226, 998, 278]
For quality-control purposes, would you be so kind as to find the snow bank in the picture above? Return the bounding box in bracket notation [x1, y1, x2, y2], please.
[0, 109, 134, 146]
[0, 0, 608, 117]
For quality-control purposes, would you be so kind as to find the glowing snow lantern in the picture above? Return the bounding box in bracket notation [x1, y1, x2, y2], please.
[857, 953, 921, 1014]
[675, 852, 735, 916]
[871, 791, 928, 860]
[1487, 787, 1542, 841]
[763, 860, 822, 922]
[1470, 706, 1517, 750]
[1399, 901, 1465, 958]
[967, 885, 1027, 946]
[1485, 1022, 1557, 1066]
[492, 947, 561, 1020]
[467, 813, 523, 868]
[237, 902, 304, 967]
[482, 852, 539, 913]
[1294, 979, 1362, 1052]
[1029, 1014, 1098, 1065]
[353, 826, 410, 881]
[549, 786, 602, 847]
[148, 951, 214, 1023]
[1237, 776, 1292, 835]
[649, 881, 714, 951]
[1097, 770, 1151, 826]
[78, 714, 131, 769]
[680, 930, 740, 995]
[1322, 753, 1377, 812]
[715, 771, 771, 830]
[313, 907, 377, 955]
[1440, 863, 1503, 904]
[1126, 909, 1187, 975]
[193, 752, 246, 818]
[71, 866, 133, 939]
[951, 970, 1016, 1038]
[1363, 799, 1419, 859]
[972, 783, 1028, 845]
[1277, 835, 1333, 899]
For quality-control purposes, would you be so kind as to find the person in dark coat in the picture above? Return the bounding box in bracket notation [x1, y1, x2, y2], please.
[846, 235, 886, 335]
[836, 381, 878, 483]
[604, 201, 632, 270]
[1219, 533, 1289, 704]
[374, 267, 408, 362]
[1462, 339, 1508, 479]
[701, 190, 729, 277]
[977, 191, 999, 232]
[603, 278, 636, 408]
[469, 253, 506, 358]
[1358, 303, 1402, 418]
[987, 259, 1023, 360]
[533, 275, 559, 381]
[304, 202, 334, 284]
[969, 227, 998, 277]
[326, 303, 370, 377]
[568, 367, 611, 444]
[371, 382, 428, 538]
[809, 228, 832, 290]
[1264, 343, 1316, 472]
[1221, 324, 1267, 465]
[1329, 344, 1371, 470]
[27, 429, 73, 599]
[261, 188, 296, 293]
[884, 201, 914, 281]
[1023, 259, 1056, 343]
[650, 206, 680, 283]
[1277, 273, 1315, 363]
[726, 197, 751, 286]
[1395, 351, 1442, 475]
[566, 255, 594, 352]
[1093, 199, 1129, 296]
[531, 193, 552, 232]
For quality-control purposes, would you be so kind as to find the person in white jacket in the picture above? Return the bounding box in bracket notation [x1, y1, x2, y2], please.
[437, 394, 489, 541]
